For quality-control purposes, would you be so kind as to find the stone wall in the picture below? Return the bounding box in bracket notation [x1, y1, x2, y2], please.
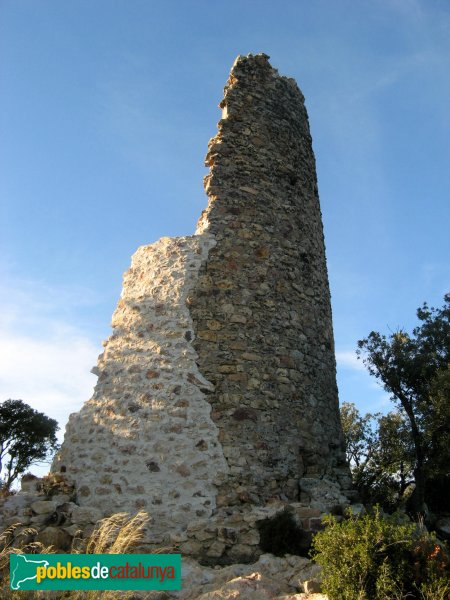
[53, 234, 229, 542]
[192, 53, 350, 509]
[1, 53, 352, 564]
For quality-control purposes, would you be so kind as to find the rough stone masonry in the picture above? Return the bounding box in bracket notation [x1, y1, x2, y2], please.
[2, 54, 352, 564]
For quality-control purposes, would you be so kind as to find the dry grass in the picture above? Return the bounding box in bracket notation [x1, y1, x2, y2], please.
[419, 580, 450, 600]
[0, 523, 54, 599]
[0, 512, 156, 600]
[83, 511, 148, 555]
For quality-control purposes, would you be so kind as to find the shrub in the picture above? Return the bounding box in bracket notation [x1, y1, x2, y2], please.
[39, 473, 75, 499]
[310, 506, 449, 600]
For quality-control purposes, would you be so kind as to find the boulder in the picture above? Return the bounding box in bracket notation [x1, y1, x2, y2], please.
[70, 504, 103, 524]
[30, 500, 58, 515]
[36, 526, 72, 551]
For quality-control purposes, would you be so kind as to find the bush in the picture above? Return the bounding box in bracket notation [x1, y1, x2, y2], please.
[310, 507, 449, 600]
[39, 473, 75, 500]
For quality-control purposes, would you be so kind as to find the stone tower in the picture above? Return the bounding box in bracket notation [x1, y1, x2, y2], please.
[53, 53, 351, 562]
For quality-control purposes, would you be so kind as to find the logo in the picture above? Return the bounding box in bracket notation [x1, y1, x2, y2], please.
[10, 554, 181, 591]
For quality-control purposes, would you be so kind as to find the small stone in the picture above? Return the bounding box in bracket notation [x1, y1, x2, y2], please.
[194, 528, 215, 542]
[215, 495, 229, 508]
[230, 314, 247, 324]
[5, 516, 28, 527]
[169, 531, 188, 543]
[176, 464, 191, 477]
[154, 303, 165, 315]
[241, 352, 261, 361]
[232, 408, 258, 422]
[239, 529, 260, 545]
[255, 246, 270, 259]
[51, 494, 72, 504]
[218, 365, 237, 374]
[146, 370, 159, 379]
[279, 355, 295, 368]
[70, 506, 102, 525]
[228, 373, 248, 382]
[206, 540, 225, 558]
[36, 527, 72, 551]
[240, 186, 258, 195]
[197, 330, 218, 342]
[303, 580, 322, 594]
[187, 372, 214, 392]
[31, 501, 58, 515]
[229, 341, 247, 350]
[217, 527, 238, 543]
[247, 377, 260, 388]
[146, 461, 161, 472]
[63, 524, 82, 537]
[78, 486, 91, 497]
[179, 540, 203, 555]
[227, 543, 258, 563]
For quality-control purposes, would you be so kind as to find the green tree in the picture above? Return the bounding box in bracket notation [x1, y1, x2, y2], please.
[376, 411, 415, 500]
[356, 294, 450, 515]
[340, 402, 379, 488]
[0, 399, 59, 492]
[341, 402, 415, 510]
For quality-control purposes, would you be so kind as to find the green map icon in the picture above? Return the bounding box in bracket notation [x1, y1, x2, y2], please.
[10, 555, 50, 590]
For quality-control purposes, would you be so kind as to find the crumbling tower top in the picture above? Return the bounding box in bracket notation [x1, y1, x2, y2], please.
[198, 53, 313, 233]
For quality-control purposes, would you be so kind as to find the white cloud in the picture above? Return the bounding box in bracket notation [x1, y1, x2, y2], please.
[335, 350, 365, 372]
[0, 330, 97, 435]
[0, 277, 100, 474]
[0, 277, 101, 476]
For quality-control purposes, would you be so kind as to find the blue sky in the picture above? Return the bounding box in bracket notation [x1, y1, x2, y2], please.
[1, 0, 449, 461]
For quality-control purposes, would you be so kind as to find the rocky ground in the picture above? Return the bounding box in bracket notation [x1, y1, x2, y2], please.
[132, 553, 325, 600]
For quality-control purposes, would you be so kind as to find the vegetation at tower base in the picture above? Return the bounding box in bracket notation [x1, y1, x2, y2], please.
[356, 294, 450, 517]
[341, 402, 415, 512]
[0, 400, 58, 493]
[311, 507, 450, 600]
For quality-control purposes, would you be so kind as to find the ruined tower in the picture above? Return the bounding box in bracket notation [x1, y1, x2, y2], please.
[53, 53, 351, 562]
